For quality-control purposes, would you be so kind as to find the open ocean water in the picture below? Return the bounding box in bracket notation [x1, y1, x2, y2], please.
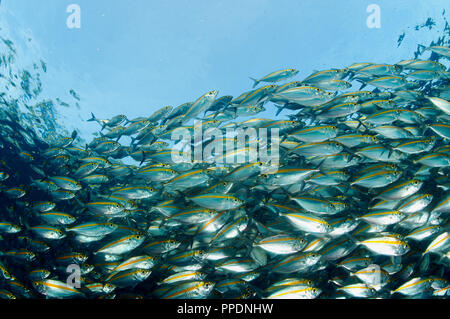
[0, 1, 449, 300]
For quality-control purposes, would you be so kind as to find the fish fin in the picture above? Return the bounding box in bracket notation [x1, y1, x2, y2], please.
[378, 142, 393, 157]
[139, 151, 146, 166]
[358, 82, 367, 90]
[275, 104, 284, 116]
[74, 197, 86, 209]
[355, 119, 369, 132]
[129, 136, 137, 146]
[347, 71, 356, 81]
[391, 256, 402, 265]
[249, 77, 260, 88]
[87, 112, 97, 122]
[314, 158, 328, 175]
[341, 146, 357, 162]
[285, 115, 298, 121]
[20, 215, 31, 230]
[344, 232, 361, 246]
[279, 147, 295, 163]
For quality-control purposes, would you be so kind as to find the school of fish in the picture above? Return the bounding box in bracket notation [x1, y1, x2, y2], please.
[0, 44, 450, 299]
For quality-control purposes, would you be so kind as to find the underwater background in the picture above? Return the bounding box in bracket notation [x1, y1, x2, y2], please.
[0, 1, 449, 299]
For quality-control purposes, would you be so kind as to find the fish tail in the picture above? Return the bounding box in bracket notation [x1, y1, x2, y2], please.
[314, 158, 327, 175]
[20, 215, 31, 230]
[275, 104, 284, 116]
[279, 147, 294, 162]
[342, 146, 357, 160]
[344, 232, 361, 246]
[279, 132, 289, 144]
[74, 197, 86, 209]
[355, 119, 369, 132]
[350, 75, 366, 89]
[87, 112, 97, 122]
[139, 151, 146, 166]
[249, 77, 260, 88]
[346, 70, 356, 81]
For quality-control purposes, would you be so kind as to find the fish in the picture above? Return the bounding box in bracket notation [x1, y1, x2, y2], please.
[250, 69, 299, 88]
[32, 279, 85, 298]
[358, 235, 410, 256]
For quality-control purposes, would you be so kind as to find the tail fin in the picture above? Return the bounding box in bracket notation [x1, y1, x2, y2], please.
[87, 112, 97, 122]
[358, 80, 367, 91]
[20, 215, 31, 231]
[139, 151, 147, 166]
[275, 104, 284, 116]
[314, 158, 328, 176]
[130, 136, 137, 146]
[355, 118, 369, 132]
[249, 77, 260, 88]
[74, 197, 86, 210]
